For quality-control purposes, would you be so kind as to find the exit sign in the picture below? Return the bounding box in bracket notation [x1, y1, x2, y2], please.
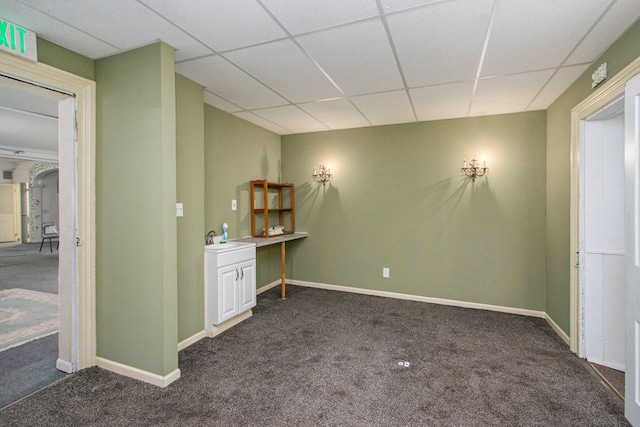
[0, 17, 37, 61]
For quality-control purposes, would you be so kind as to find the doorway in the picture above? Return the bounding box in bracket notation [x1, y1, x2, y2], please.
[580, 97, 625, 398]
[570, 57, 640, 413]
[0, 51, 96, 377]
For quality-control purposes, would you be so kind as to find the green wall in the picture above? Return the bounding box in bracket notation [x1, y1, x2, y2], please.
[176, 74, 205, 342]
[95, 42, 178, 376]
[282, 112, 547, 311]
[546, 20, 640, 334]
[36, 38, 94, 80]
[203, 105, 283, 287]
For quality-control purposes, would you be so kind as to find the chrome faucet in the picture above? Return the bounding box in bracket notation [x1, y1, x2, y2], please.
[205, 230, 217, 244]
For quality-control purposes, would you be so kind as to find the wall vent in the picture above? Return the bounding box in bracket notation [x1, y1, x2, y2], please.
[3, 170, 12, 180]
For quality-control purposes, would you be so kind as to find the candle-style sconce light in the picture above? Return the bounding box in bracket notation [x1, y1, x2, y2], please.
[312, 164, 332, 185]
[460, 155, 488, 181]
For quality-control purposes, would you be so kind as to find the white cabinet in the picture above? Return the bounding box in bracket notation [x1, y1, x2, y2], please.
[205, 242, 256, 329]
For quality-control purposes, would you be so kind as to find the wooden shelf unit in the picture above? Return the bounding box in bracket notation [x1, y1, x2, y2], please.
[250, 180, 295, 238]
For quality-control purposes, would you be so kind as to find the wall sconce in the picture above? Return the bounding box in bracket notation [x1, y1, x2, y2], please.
[312, 164, 332, 185]
[460, 155, 488, 181]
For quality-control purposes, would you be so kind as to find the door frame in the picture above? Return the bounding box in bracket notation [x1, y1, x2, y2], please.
[571, 56, 640, 355]
[0, 51, 96, 371]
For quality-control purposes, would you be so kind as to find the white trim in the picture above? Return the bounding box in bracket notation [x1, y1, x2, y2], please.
[545, 313, 570, 345]
[288, 280, 546, 319]
[56, 358, 74, 374]
[95, 357, 181, 388]
[257, 279, 281, 295]
[206, 310, 252, 338]
[177, 330, 207, 352]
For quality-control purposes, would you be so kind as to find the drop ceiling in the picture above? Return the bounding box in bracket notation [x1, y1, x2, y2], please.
[2, 0, 640, 135]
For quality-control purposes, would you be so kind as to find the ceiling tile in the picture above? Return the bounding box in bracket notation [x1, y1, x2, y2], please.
[410, 81, 475, 122]
[566, 0, 640, 65]
[379, 0, 444, 13]
[527, 64, 589, 111]
[298, 99, 370, 130]
[481, 0, 610, 76]
[203, 91, 242, 113]
[387, 0, 493, 87]
[296, 19, 404, 95]
[262, 0, 379, 35]
[224, 39, 343, 103]
[351, 90, 415, 126]
[140, 0, 286, 53]
[1, 0, 118, 59]
[176, 56, 289, 110]
[234, 112, 292, 135]
[470, 70, 555, 116]
[252, 105, 329, 134]
[17, 0, 212, 61]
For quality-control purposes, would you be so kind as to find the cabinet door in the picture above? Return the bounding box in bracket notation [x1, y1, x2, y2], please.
[238, 259, 256, 312]
[217, 264, 239, 324]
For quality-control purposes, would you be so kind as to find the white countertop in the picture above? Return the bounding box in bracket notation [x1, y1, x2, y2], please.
[233, 232, 309, 248]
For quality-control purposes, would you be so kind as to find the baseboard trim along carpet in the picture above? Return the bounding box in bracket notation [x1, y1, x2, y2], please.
[56, 358, 74, 374]
[289, 279, 546, 318]
[256, 279, 281, 295]
[178, 330, 207, 352]
[544, 313, 570, 345]
[95, 357, 180, 388]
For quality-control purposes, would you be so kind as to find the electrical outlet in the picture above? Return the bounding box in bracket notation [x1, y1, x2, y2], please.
[176, 203, 183, 217]
[383, 268, 389, 278]
[232, 199, 237, 211]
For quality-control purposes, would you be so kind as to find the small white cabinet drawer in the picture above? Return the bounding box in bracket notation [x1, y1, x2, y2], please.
[217, 247, 255, 267]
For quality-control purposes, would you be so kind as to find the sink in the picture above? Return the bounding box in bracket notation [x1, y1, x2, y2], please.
[205, 241, 255, 253]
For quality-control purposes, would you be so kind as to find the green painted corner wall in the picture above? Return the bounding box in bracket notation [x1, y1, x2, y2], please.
[203, 105, 283, 287]
[282, 112, 547, 311]
[176, 74, 205, 342]
[36, 38, 94, 80]
[95, 42, 178, 376]
[546, 20, 640, 334]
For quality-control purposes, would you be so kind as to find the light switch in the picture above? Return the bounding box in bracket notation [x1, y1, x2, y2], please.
[176, 203, 183, 217]
[232, 199, 237, 211]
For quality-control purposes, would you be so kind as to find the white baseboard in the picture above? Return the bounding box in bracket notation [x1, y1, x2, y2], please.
[289, 280, 546, 319]
[206, 310, 252, 338]
[178, 329, 207, 352]
[544, 313, 570, 345]
[56, 358, 74, 373]
[95, 356, 180, 388]
[257, 279, 281, 295]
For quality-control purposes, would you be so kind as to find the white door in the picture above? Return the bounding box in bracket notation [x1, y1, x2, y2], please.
[217, 264, 238, 324]
[583, 112, 626, 370]
[238, 259, 256, 312]
[625, 72, 640, 425]
[0, 184, 18, 242]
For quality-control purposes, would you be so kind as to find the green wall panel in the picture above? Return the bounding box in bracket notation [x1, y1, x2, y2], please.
[203, 105, 282, 287]
[95, 42, 178, 376]
[176, 74, 205, 342]
[283, 112, 547, 311]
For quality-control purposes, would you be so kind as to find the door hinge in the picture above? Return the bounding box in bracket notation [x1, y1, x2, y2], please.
[575, 251, 580, 267]
[76, 237, 81, 247]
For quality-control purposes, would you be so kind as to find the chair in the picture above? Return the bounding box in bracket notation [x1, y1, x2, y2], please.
[40, 222, 59, 253]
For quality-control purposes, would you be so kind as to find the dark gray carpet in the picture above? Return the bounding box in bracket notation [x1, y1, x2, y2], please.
[0, 286, 629, 426]
[0, 334, 66, 408]
[0, 243, 58, 294]
[0, 242, 63, 408]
